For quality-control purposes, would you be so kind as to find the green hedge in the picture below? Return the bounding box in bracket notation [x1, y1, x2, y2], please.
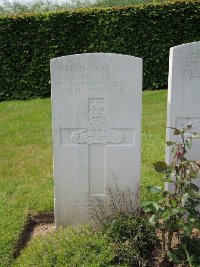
[0, 1, 200, 101]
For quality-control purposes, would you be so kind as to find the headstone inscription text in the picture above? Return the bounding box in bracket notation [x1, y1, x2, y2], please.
[51, 53, 142, 226]
[166, 41, 200, 194]
[183, 50, 200, 80]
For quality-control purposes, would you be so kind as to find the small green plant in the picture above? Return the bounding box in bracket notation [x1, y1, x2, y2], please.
[142, 125, 200, 264]
[88, 177, 140, 228]
[169, 236, 200, 266]
[103, 214, 159, 266]
[88, 179, 159, 266]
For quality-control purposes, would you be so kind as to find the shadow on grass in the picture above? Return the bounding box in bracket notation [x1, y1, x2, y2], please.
[13, 212, 54, 259]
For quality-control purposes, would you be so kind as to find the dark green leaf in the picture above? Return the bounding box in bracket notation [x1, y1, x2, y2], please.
[172, 146, 178, 157]
[189, 171, 199, 179]
[187, 183, 200, 191]
[153, 161, 168, 173]
[171, 207, 185, 215]
[142, 203, 155, 213]
[166, 141, 176, 146]
[188, 212, 199, 223]
[149, 214, 156, 224]
[163, 191, 170, 197]
[152, 203, 160, 212]
[185, 138, 192, 149]
[183, 223, 193, 235]
[187, 124, 193, 130]
[141, 201, 153, 207]
[167, 251, 181, 263]
[147, 186, 162, 194]
[188, 189, 200, 199]
[162, 209, 171, 220]
[181, 193, 189, 206]
[173, 128, 182, 135]
[170, 198, 177, 208]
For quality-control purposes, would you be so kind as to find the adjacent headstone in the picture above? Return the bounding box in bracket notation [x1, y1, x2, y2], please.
[51, 53, 142, 226]
[166, 41, 200, 192]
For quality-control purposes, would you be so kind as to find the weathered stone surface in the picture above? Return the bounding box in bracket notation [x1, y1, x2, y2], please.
[166, 41, 200, 192]
[51, 53, 142, 226]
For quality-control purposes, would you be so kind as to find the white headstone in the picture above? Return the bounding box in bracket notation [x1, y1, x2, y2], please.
[51, 53, 142, 226]
[166, 41, 200, 192]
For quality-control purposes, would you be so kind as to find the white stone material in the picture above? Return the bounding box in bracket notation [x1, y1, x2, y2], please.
[51, 53, 142, 226]
[166, 41, 200, 192]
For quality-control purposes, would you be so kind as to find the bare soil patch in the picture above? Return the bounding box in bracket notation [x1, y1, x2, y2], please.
[13, 212, 55, 259]
[32, 222, 55, 238]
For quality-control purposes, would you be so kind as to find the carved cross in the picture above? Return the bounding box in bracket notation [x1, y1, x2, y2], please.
[71, 99, 124, 194]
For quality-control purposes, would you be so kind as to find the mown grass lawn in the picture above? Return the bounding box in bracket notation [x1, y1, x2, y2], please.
[0, 90, 167, 266]
[141, 90, 167, 199]
[0, 99, 53, 267]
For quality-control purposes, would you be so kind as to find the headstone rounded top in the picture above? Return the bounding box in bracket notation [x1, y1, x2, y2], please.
[170, 41, 200, 51]
[50, 52, 142, 63]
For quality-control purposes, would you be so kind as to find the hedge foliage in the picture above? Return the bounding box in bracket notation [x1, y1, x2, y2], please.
[0, 1, 200, 100]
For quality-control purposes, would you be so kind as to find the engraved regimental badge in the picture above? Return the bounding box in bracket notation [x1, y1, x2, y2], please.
[71, 99, 123, 144]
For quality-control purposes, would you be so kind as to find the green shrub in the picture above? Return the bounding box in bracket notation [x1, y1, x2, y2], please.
[103, 214, 160, 266]
[0, 1, 200, 101]
[142, 126, 200, 265]
[169, 236, 200, 266]
[13, 225, 118, 267]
